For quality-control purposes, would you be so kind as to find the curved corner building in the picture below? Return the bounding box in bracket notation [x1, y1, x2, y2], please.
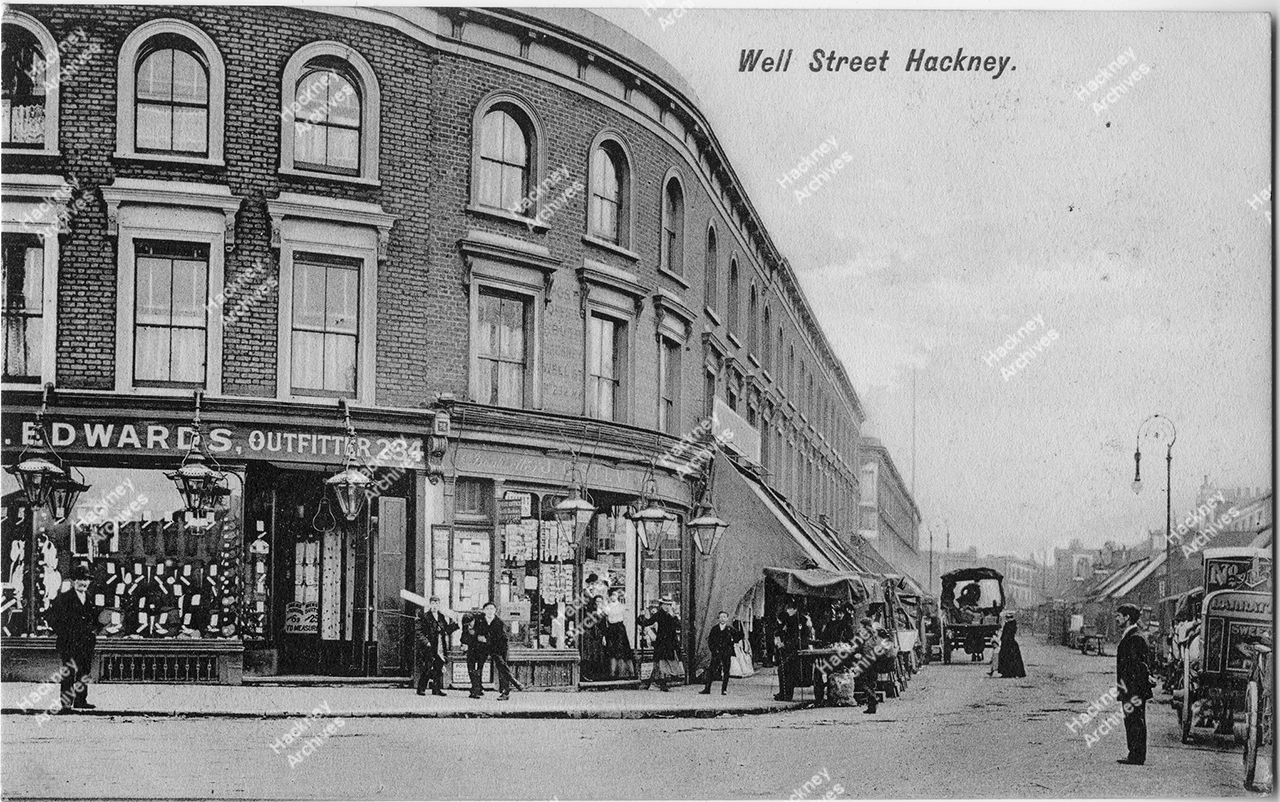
[0, 6, 867, 686]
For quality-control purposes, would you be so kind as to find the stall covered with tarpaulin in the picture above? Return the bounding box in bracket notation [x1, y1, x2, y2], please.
[763, 567, 884, 605]
[691, 453, 859, 671]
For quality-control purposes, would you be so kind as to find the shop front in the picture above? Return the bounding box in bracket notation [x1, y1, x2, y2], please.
[432, 409, 691, 690]
[0, 392, 429, 683]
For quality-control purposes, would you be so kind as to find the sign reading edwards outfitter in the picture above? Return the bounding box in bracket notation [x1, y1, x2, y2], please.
[3, 416, 425, 470]
[739, 48, 1015, 79]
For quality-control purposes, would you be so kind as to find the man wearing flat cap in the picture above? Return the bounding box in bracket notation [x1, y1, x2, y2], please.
[415, 595, 458, 697]
[49, 565, 100, 712]
[1114, 603, 1153, 765]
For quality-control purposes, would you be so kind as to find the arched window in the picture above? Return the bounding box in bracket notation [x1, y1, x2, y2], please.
[292, 59, 362, 175]
[661, 176, 685, 276]
[589, 138, 630, 245]
[727, 259, 740, 334]
[479, 106, 531, 212]
[135, 35, 210, 156]
[787, 344, 795, 397]
[775, 327, 784, 379]
[117, 19, 225, 163]
[762, 306, 772, 371]
[2, 15, 56, 151]
[747, 283, 759, 356]
[703, 226, 718, 312]
[280, 41, 379, 183]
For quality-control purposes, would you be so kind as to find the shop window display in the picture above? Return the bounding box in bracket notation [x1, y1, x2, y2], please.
[0, 466, 245, 639]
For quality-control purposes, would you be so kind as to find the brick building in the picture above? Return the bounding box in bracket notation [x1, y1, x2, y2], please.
[1, 6, 866, 686]
[856, 436, 923, 587]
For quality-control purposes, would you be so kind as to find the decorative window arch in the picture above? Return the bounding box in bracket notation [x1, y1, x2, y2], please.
[586, 131, 634, 248]
[659, 169, 686, 279]
[280, 41, 380, 184]
[727, 258, 740, 335]
[471, 91, 544, 220]
[2, 12, 59, 153]
[703, 224, 718, 313]
[747, 282, 759, 356]
[116, 18, 225, 164]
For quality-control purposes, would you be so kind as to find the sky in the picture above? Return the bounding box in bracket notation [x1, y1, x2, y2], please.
[592, 6, 1273, 561]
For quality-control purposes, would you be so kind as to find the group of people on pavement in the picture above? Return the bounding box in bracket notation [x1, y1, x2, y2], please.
[414, 597, 518, 700]
[579, 581, 641, 682]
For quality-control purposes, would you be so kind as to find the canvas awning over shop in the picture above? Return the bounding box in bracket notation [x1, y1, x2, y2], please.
[691, 452, 859, 669]
[1109, 552, 1165, 599]
[763, 566, 883, 605]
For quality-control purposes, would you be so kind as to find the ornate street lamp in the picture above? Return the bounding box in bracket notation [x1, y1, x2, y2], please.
[627, 459, 673, 554]
[554, 459, 596, 548]
[327, 399, 372, 522]
[5, 383, 91, 521]
[166, 391, 230, 520]
[688, 466, 729, 558]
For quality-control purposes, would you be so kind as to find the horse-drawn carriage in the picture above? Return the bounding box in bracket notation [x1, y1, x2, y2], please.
[938, 567, 1005, 664]
[1171, 547, 1273, 746]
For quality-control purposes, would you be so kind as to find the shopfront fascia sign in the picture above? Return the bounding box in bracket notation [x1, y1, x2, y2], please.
[3, 416, 427, 471]
[457, 442, 687, 503]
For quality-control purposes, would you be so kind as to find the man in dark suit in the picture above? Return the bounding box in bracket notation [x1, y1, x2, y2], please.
[464, 602, 512, 700]
[700, 610, 742, 695]
[49, 565, 99, 712]
[773, 598, 812, 701]
[1114, 603, 1154, 765]
[415, 596, 458, 697]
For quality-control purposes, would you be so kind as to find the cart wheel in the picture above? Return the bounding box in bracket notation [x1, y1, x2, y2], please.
[1244, 681, 1260, 787]
[1181, 657, 1196, 744]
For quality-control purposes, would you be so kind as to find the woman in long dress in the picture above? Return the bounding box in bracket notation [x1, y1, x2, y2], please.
[578, 595, 609, 681]
[994, 618, 1026, 678]
[604, 588, 636, 679]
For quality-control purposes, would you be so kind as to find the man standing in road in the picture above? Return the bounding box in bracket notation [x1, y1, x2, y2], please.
[1114, 603, 1154, 765]
[415, 596, 458, 697]
[49, 565, 100, 712]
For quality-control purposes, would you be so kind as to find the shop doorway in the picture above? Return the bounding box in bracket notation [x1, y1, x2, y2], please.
[264, 466, 370, 676]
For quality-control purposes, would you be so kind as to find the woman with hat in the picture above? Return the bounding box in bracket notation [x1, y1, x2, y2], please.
[637, 595, 682, 691]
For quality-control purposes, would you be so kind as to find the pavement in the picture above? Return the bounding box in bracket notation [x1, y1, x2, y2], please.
[1, 665, 817, 719]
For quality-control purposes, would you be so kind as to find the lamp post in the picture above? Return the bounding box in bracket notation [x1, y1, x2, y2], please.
[1132, 414, 1177, 614]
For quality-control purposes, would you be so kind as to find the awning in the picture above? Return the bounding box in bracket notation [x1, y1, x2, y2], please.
[691, 452, 858, 669]
[763, 566, 882, 605]
[1109, 553, 1165, 599]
